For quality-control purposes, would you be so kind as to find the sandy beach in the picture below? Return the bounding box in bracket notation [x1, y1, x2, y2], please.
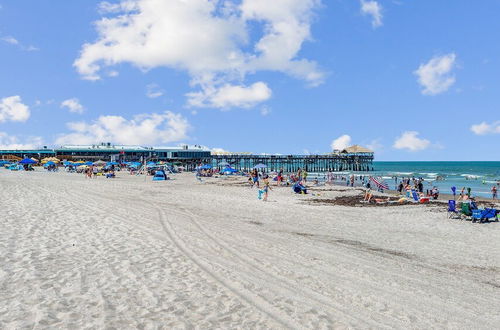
[1, 170, 499, 329]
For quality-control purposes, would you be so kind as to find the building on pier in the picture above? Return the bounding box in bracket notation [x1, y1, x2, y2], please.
[0, 143, 374, 172]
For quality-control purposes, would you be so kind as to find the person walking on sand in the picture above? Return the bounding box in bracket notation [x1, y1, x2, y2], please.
[492, 185, 497, 200]
[277, 168, 283, 186]
[303, 169, 308, 183]
[262, 175, 272, 201]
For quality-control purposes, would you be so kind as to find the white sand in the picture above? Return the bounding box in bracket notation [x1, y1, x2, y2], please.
[1, 170, 499, 329]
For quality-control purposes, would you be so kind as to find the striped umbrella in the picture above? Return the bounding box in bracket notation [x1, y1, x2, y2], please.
[370, 177, 389, 190]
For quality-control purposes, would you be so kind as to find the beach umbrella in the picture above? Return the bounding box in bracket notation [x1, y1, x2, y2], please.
[84, 161, 93, 166]
[218, 161, 230, 166]
[107, 161, 119, 166]
[41, 157, 59, 163]
[222, 167, 238, 173]
[370, 177, 389, 190]
[19, 158, 37, 164]
[199, 164, 212, 169]
[93, 160, 106, 166]
[45, 161, 56, 166]
[253, 163, 267, 169]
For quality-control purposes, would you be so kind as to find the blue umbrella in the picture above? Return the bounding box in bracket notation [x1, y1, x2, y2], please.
[200, 164, 212, 169]
[84, 161, 93, 166]
[107, 161, 119, 166]
[45, 161, 56, 166]
[19, 158, 37, 164]
[253, 163, 267, 169]
[223, 167, 238, 173]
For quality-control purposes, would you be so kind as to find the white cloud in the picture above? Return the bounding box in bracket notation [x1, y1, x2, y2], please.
[393, 131, 430, 151]
[74, 0, 323, 109]
[260, 106, 271, 116]
[367, 138, 383, 152]
[0, 132, 43, 150]
[146, 83, 164, 98]
[470, 121, 500, 135]
[360, 0, 383, 28]
[55, 111, 189, 145]
[1, 36, 19, 45]
[61, 98, 85, 114]
[0, 96, 30, 123]
[331, 134, 351, 151]
[186, 81, 271, 108]
[1, 35, 38, 51]
[414, 53, 456, 95]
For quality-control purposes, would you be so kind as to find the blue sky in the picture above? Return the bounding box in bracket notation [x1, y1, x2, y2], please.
[0, 0, 499, 160]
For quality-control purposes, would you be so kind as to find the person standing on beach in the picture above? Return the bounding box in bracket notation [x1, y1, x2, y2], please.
[277, 168, 283, 186]
[350, 175, 355, 187]
[262, 176, 272, 201]
[303, 169, 308, 183]
[492, 185, 497, 200]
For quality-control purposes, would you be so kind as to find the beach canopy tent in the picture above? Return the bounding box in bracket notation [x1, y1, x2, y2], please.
[222, 167, 238, 173]
[199, 164, 212, 169]
[253, 163, 267, 169]
[19, 158, 37, 164]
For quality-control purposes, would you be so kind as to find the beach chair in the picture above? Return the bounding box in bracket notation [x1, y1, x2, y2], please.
[447, 200, 460, 218]
[411, 190, 429, 204]
[472, 208, 498, 223]
[460, 202, 472, 219]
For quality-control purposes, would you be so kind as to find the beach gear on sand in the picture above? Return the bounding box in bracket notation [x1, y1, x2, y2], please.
[370, 177, 389, 190]
[472, 208, 498, 223]
[293, 183, 307, 194]
[258, 189, 264, 199]
[153, 170, 167, 181]
[447, 200, 459, 218]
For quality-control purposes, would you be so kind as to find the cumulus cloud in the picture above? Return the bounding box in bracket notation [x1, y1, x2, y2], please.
[61, 98, 85, 114]
[360, 0, 383, 28]
[146, 83, 164, 98]
[55, 111, 189, 145]
[393, 131, 430, 151]
[470, 121, 500, 135]
[0, 96, 30, 123]
[414, 53, 456, 95]
[0, 132, 43, 150]
[331, 134, 352, 151]
[186, 82, 271, 108]
[74, 0, 323, 108]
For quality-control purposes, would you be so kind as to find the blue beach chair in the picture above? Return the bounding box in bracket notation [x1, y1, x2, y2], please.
[447, 200, 459, 218]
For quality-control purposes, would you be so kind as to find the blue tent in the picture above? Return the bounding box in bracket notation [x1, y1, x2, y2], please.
[199, 164, 212, 169]
[222, 167, 238, 173]
[19, 158, 37, 164]
[45, 161, 56, 166]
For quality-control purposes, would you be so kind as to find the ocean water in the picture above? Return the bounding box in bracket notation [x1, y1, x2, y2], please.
[371, 161, 500, 198]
